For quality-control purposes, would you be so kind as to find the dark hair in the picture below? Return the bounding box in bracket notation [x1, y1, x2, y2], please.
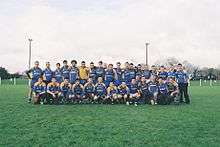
[71, 60, 77, 64]
[90, 62, 94, 64]
[99, 61, 103, 64]
[178, 63, 182, 66]
[81, 61, 85, 64]
[56, 63, 60, 66]
[63, 60, 67, 63]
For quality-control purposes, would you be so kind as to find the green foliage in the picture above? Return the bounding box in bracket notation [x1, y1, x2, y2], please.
[0, 85, 220, 146]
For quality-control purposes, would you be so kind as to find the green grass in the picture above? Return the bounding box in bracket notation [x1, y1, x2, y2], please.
[0, 85, 220, 147]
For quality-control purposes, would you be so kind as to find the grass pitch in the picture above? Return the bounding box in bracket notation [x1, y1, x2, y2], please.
[0, 85, 220, 147]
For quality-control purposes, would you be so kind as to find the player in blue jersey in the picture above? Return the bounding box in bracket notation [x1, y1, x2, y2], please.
[61, 60, 70, 80]
[167, 66, 176, 79]
[129, 63, 136, 81]
[47, 77, 60, 104]
[94, 77, 106, 104]
[32, 77, 46, 104]
[114, 62, 123, 86]
[136, 64, 143, 77]
[158, 65, 168, 80]
[104, 64, 117, 87]
[128, 79, 141, 106]
[157, 78, 170, 105]
[176, 63, 190, 104]
[142, 65, 151, 79]
[96, 61, 105, 81]
[43, 62, 53, 85]
[54, 63, 63, 84]
[167, 77, 179, 104]
[150, 65, 158, 77]
[88, 62, 97, 84]
[69, 60, 79, 84]
[117, 82, 130, 104]
[60, 78, 71, 104]
[106, 82, 118, 104]
[147, 75, 159, 105]
[139, 77, 151, 104]
[70, 80, 84, 103]
[83, 78, 95, 103]
[123, 62, 131, 87]
[26, 61, 43, 103]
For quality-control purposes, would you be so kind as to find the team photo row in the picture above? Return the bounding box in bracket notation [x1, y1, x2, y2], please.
[26, 60, 190, 106]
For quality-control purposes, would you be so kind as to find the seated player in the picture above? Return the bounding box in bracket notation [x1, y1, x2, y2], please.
[167, 77, 179, 104]
[47, 77, 60, 104]
[139, 77, 151, 104]
[117, 82, 130, 104]
[70, 80, 84, 103]
[60, 78, 71, 104]
[106, 82, 118, 104]
[128, 79, 141, 106]
[83, 78, 95, 103]
[147, 76, 159, 105]
[32, 77, 46, 104]
[157, 78, 169, 105]
[94, 77, 106, 103]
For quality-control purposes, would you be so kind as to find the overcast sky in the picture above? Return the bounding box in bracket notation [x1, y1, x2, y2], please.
[0, 0, 220, 72]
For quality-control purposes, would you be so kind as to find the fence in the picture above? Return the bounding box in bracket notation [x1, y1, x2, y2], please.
[0, 78, 219, 87]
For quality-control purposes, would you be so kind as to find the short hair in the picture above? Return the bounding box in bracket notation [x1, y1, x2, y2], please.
[90, 62, 94, 64]
[81, 61, 85, 64]
[137, 64, 141, 66]
[63, 60, 67, 63]
[99, 61, 103, 64]
[178, 63, 182, 66]
[116, 62, 121, 65]
[71, 60, 77, 64]
[56, 63, 60, 66]
[108, 64, 113, 66]
[130, 63, 133, 66]
[34, 61, 39, 64]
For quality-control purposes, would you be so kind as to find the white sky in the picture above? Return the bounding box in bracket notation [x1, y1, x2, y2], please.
[0, 0, 220, 72]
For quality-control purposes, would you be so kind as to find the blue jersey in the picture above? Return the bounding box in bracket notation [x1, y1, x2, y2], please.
[142, 70, 151, 79]
[89, 67, 96, 82]
[140, 83, 149, 93]
[129, 69, 136, 80]
[148, 81, 158, 94]
[123, 69, 130, 83]
[84, 84, 95, 94]
[47, 82, 60, 93]
[105, 69, 114, 82]
[43, 68, 53, 82]
[33, 82, 46, 93]
[115, 68, 123, 81]
[167, 71, 176, 78]
[27, 67, 43, 82]
[129, 83, 139, 94]
[69, 67, 79, 84]
[158, 83, 168, 95]
[176, 71, 188, 84]
[73, 84, 83, 95]
[136, 69, 143, 77]
[61, 66, 69, 79]
[158, 71, 168, 80]
[60, 82, 70, 93]
[54, 69, 63, 83]
[95, 83, 106, 95]
[118, 85, 129, 95]
[96, 67, 105, 79]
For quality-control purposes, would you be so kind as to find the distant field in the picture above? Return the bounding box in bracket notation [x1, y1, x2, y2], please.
[0, 84, 220, 146]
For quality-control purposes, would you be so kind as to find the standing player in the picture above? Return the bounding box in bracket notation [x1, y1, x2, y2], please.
[61, 60, 70, 80]
[105, 64, 117, 87]
[158, 65, 168, 80]
[54, 63, 63, 84]
[123, 62, 131, 88]
[94, 77, 106, 103]
[142, 65, 151, 79]
[167, 66, 176, 79]
[176, 63, 190, 104]
[78, 61, 89, 85]
[114, 62, 123, 86]
[129, 63, 136, 81]
[32, 77, 46, 104]
[47, 77, 60, 104]
[136, 64, 143, 77]
[96, 61, 105, 81]
[69, 60, 79, 84]
[43, 62, 53, 85]
[26, 61, 43, 103]
[88, 62, 97, 84]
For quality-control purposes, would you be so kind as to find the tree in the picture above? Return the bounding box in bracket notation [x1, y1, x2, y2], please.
[0, 67, 11, 79]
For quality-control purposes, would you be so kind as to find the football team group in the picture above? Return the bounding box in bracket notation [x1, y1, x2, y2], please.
[26, 60, 190, 106]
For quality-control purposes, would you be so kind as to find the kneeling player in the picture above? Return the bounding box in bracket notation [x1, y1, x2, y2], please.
[128, 79, 141, 106]
[33, 77, 46, 104]
[84, 78, 95, 103]
[167, 77, 179, 104]
[94, 77, 106, 103]
[70, 80, 84, 103]
[139, 77, 151, 104]
[148, 76, 159, 105]
[106, 82, 118, 104]
[118, 82, 130, 104]
[60, 78, 71, 104]
[47, 77, 60, 104]
[157, 78, 169, 105]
